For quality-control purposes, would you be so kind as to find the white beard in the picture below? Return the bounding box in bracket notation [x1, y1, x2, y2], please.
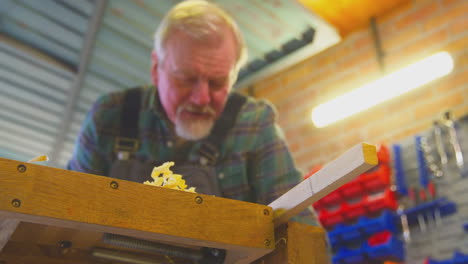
[175, 116, 214, 141]
[174, 104, 216, 141]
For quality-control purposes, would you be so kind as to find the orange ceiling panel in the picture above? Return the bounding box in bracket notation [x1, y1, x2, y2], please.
[299, 0, 410, 36]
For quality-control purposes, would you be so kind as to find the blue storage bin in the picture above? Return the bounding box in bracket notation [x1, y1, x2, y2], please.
[364, 231, 405, 262]
[328, 223, 363, 247]
[358, 210, 396, 235]
[333, 246, 367, 264]
[452, 251, 468, 264]
[339, 224, 362, 244]
[426, 259, 454, 264]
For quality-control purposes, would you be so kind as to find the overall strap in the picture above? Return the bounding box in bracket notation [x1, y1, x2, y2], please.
[114, 87, 142, 159]
[198, 92, 247, 166]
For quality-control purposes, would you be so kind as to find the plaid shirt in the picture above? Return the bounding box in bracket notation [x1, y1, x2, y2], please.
[68, 86, 318, 224]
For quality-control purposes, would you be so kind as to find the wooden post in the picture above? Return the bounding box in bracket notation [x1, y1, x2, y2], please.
[255, 221, 331, 264]
[0, 218, 19, 252]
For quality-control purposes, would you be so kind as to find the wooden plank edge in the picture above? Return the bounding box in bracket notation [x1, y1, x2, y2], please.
[0, 158, 274, 251]
[269, 143, 377, 227]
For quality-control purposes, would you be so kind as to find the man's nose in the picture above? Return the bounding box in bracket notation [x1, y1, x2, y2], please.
[190, 79, 210, 105]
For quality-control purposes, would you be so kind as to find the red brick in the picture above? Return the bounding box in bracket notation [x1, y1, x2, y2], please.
[386, 84, 435, 113]
[382, 25, 422, 52]
[286, 122, 317, 142]
[434, 69, 468, 94]
[450, 15, 468, 35]
[366, 111, 414, 140]
[327, 40, 356, 64]
[295, 147, 322, 167]
[413, 89, 465, 119]
[443, 36, 468, 54]
[312, 46, 339, 69]
[453, 51, 468, 69]
[341, 104, 392, 132]
[288, 90, 319, 114]
[279, 98, 316, 127]
[379, 1, 415, 28]
[338, 49, 374, 70]
[340, 131, 365, 150]
[390, 122, 432, 141]
[358, 60, 381, 78]
[404, 27, 448, 53]
[385, 28, 448, 70]
[289, 141, 301, 153]
[395, 1, 440, 30]
[317, 71, 365, 102]
[253, 76, 280, 98]
[303, 66, 342, 90]
[453, 104, 468, 119]
[353, 33, 373, 50]
[262, 80, 303, 105]
[424, 2, 468, 30]
[321, 141, 344, 157]
[255, 83, 283, 103]
[280, 62, 312, 87]
[442, 0, 463, 7]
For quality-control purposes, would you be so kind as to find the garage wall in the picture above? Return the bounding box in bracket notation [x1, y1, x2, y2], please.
[251, 0, 467, 173]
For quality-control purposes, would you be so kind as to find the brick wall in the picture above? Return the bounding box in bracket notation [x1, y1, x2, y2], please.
[251, 0, 467, 173]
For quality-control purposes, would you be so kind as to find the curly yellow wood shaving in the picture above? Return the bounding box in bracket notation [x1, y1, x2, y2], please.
[144, 162, 196, 193]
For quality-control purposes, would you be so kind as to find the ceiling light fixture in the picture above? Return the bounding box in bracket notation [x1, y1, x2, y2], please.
[311, 51, 454, 128]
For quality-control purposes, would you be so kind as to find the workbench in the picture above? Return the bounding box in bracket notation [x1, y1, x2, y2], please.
[0, 143, 377, 263]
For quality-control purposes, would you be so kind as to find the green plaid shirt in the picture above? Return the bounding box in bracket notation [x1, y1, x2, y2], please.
[68, 86, 317, 224]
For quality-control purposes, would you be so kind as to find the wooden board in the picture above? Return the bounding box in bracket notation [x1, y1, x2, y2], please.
[270, 143, 377, 227]
[0, 158, 274, 263]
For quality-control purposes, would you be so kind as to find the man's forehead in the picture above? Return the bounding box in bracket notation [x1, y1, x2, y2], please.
[165, 51, 235, 78]
[169, 65, 231, 78]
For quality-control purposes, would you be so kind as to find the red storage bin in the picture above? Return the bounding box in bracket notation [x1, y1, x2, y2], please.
[368, 230, 392, 246]
[339, 179, 365, 199]
[364, 189, 398, 214]
[313, 199, 324, 211]
[319, 189, 343, 207]
[377, 144, 390, 164]
[318, 207, 345, 229]
[342, 199, 367, 222]
[360, 164, 391, 192]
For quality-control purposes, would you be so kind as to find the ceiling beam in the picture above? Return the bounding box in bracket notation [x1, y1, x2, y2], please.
[49, 0, 108, 167]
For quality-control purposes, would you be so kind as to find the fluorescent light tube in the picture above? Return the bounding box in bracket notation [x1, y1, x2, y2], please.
[311, 51, 454, 128]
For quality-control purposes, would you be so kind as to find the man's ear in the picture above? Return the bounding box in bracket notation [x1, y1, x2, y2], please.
[150, 51, 159, 86]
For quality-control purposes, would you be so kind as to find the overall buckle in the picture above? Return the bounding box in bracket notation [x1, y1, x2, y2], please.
[114, 137, 139, 160]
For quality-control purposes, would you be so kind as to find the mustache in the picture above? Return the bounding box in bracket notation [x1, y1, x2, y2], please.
[177, 104, 216, 116]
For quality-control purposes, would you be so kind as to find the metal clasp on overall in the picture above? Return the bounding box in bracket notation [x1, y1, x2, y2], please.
[114, 137, 139, 160]
[198, 142, 219, 166]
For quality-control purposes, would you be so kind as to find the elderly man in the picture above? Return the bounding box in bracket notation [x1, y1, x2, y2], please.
[68, 0, 318, 225]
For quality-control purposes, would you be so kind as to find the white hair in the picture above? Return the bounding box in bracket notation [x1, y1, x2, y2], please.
[154, 0, 248, 82]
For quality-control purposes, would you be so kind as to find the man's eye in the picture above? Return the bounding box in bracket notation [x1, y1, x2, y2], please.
[176, 75, 196, 84]
[210, 79, 227, 89]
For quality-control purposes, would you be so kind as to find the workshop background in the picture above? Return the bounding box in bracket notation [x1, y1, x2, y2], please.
[253, 0, 467, 171]
[0, 0, 467, 263]
[251, 1, 468, 263]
